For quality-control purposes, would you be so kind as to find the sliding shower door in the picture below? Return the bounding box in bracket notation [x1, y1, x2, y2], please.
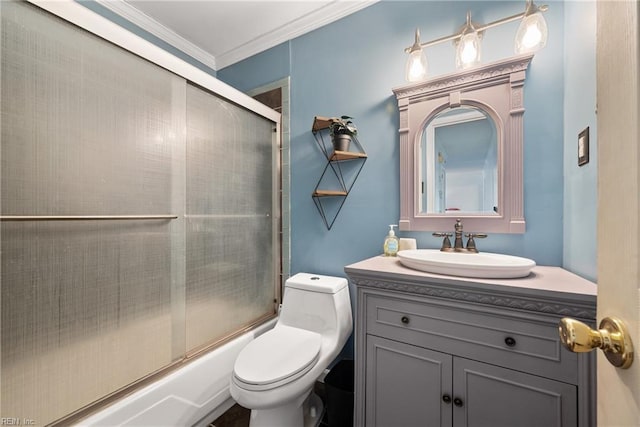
[185, 85, 276, 354]
[0, 1, 279, 425]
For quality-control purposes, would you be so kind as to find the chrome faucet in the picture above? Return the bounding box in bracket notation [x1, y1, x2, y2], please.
[433, 219, 487, 253]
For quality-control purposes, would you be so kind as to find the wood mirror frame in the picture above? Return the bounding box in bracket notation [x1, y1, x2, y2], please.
[392, 54, 533, 233]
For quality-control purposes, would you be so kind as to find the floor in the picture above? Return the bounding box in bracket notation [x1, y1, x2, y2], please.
[209, 403, 250, 427]
[210, 382, 329, 427]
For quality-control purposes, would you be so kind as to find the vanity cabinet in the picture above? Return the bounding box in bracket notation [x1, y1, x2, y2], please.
[366, 302, 577, 427]
[345, 257, 597, 427]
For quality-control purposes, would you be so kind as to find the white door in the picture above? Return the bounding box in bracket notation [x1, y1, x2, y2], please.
[596, 0, 640, 425]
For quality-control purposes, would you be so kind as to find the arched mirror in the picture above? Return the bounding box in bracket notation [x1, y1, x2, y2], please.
[420, 106, 498, 215]
[393, 54, 533, 233]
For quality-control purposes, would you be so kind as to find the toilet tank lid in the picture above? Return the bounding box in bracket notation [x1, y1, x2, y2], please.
[286, 273, 348, 294]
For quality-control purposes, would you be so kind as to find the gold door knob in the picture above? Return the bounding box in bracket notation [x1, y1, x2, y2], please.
[558, 317, 634, 369]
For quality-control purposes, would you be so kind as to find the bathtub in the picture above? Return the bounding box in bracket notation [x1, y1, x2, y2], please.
[79, 319, 277, 427]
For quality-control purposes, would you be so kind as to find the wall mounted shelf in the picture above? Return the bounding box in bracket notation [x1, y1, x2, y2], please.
[311, 116, 367, 230]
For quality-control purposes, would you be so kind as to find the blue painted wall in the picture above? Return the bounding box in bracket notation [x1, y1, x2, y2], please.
[563, 1, 597, 282]
[219, 41, 290, 90]
[219, 1, 578, 279]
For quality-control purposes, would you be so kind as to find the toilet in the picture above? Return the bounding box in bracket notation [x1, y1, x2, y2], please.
[230, 272, 353, 427]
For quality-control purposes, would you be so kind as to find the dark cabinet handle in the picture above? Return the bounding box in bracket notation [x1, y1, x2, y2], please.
[453, 397, 464, 407]
[442, 394, 452, 404]
[401, 316, 410, 324]
[505, 336, 517, 347]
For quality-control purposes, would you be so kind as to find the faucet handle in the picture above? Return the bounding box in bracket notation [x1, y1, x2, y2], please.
[432, 232, 453, 251]
[465, 233, 487, 239]
[465, 233, 487, 253]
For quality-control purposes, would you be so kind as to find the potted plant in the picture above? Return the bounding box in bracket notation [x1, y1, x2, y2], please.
[329, 116, 358, 152]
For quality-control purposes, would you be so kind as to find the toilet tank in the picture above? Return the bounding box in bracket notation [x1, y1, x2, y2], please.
[278, 273, 351, 335]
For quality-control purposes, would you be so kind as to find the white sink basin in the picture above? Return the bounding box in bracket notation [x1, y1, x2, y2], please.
[397, 249, 536, 279]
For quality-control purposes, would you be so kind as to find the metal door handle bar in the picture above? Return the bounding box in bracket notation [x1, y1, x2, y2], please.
[0, 215, 178, 221]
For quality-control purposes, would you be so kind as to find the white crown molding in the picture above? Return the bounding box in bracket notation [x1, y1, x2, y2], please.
[215, 0, 379, 69]
[95, 0, 217, 70]
[96, 0, 378, 71]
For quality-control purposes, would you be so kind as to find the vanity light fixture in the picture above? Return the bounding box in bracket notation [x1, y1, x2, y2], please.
[405, 29, 429, 82]
[514, 0, 549, 54]
[404, 0, 548, 80]
[454, 12, 482, 70]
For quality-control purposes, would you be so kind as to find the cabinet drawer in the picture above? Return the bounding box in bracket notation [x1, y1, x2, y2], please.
[365, 294, 578, 384]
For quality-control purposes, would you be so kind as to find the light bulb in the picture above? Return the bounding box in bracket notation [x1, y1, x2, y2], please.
[455, 32, 481, 69]
[405, 48, 428, 82]
[460, 37, 478, 63]
[522, 23, 542, 48]
[515, 11, 548, 54]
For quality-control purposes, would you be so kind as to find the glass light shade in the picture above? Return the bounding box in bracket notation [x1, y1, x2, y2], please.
[455, 32, 481, 69]
[514, 11, 548, 54]
[405, 48, 428, 82]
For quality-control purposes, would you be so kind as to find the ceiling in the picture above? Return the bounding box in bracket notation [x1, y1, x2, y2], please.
[97, 0, 377, 71]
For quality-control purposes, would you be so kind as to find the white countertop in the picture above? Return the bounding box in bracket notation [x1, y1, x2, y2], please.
[345, 255, 597, 301]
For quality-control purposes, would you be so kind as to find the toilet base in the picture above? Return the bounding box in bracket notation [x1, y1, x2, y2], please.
[248, 391, 324, 427]
[303, 392, 324, 427]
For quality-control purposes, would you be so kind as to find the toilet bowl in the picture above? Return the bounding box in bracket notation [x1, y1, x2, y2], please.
[230, 273, 353, 427]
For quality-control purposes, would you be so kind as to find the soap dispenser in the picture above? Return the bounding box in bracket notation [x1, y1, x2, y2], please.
[383, 224, 399, 257]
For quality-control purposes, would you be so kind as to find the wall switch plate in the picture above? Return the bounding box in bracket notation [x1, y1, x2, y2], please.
[578, 127, 590, 166]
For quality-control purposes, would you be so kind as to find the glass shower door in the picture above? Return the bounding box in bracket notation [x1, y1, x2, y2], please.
[185, 84, 277, 354]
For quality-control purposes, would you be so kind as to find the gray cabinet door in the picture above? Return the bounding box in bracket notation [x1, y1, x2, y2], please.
[453, 357, 578, 427]
[366, 335, 453, 427]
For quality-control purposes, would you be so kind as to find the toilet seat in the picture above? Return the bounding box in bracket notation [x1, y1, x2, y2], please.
[233, 325, 321, 391]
